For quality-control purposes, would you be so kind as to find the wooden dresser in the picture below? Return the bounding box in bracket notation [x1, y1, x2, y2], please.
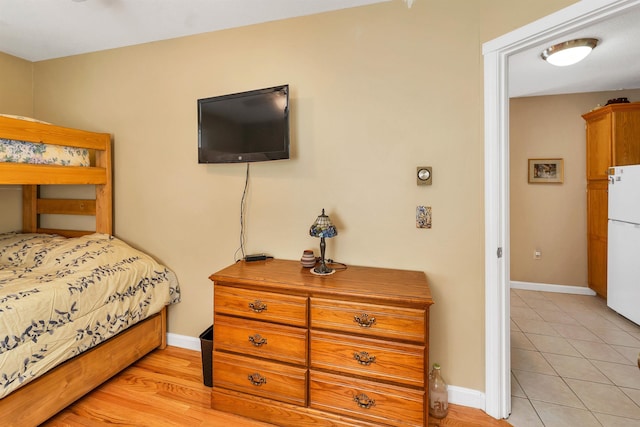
[209, 259, 433, 426]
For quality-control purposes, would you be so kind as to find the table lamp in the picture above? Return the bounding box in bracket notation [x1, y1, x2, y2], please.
[309, 209, 338, 275]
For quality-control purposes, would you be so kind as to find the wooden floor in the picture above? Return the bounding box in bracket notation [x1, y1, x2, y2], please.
[43, 346, 512, 427]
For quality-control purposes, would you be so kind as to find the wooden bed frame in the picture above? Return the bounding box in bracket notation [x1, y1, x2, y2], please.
[0, 115, 168, 426]
[0, 115, 112, 237]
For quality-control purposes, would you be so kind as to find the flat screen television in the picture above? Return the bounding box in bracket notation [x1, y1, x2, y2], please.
[198, 85, 290, 163]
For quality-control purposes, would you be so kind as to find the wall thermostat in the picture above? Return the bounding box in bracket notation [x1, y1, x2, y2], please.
[417, 166, 432, 185]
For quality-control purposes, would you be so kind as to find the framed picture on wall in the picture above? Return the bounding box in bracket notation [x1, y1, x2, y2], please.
[528, 158, 564, 183]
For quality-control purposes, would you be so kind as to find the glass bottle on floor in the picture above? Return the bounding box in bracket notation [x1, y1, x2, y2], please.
[429, 363, 449, 419]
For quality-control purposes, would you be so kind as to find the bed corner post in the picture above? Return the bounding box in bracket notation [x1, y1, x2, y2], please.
[95, 135, 113, 235]
[22, 185, 38, 233]
[160, 307, 168, 349]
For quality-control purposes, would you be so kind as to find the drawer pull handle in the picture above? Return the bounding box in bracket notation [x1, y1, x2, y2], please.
[248, 334, 268, 347]
[248, 373, 267, 386]
[353, 351, 376, 366]
[353, 313, 376, 328]
[248, 299, 267, 313]
[353, 393, 376, 409]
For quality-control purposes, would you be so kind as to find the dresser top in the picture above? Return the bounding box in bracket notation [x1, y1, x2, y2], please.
[210, 259, 433, 308]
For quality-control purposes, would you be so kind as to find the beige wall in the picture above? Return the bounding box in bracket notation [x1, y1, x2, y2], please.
[0, 0, 575, 393]
[0, 52, 33, 115]
[0, 52, 33, 232]
[510, 89, 640, 287]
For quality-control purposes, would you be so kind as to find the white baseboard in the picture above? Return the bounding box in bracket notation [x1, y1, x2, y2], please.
[510, 281, 596, 296]
[166, 333, 201, 351]
[165, 333, 488, 413]
[449, 385, 486, 410]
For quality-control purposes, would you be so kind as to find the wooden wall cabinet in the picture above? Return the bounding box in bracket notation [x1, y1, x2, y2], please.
[209, 259, 433, 427]
[582, 102, 640, 298]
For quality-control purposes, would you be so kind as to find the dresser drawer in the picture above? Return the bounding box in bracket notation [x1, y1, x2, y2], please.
[310, 371, 425, 427]
[214, 315, 307, 365]
[310, 330, 424, 387]
[213, 352, 307, 406]
[310, 298, 426, 342]
[215, 285, 308, 327]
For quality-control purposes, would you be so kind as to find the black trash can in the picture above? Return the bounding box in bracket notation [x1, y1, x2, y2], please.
[199, 325, 213, 387]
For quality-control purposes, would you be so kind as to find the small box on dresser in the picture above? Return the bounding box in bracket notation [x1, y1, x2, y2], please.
[209, 259, 433, 427]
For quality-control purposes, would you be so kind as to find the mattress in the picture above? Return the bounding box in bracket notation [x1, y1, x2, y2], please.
[0, 232, 181, 399]
[0, 139, 90, 166]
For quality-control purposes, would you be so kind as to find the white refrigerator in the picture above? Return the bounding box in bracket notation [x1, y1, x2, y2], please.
[607, 164, 640, 325]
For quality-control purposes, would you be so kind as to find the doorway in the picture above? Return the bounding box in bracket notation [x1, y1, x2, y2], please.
[482, 0, 640, 419]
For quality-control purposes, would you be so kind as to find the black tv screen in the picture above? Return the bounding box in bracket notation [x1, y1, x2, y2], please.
[198, 85, 290, 163]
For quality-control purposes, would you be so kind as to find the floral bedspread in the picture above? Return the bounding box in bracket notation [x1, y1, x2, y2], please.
[0, 232, 180, 399]
[0, 139, 90, 166]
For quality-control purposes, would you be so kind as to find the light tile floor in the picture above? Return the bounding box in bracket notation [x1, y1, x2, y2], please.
[507, 289, 640, 427]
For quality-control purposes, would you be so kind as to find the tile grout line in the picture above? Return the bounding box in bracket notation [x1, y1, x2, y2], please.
[510, 289, 640, 425]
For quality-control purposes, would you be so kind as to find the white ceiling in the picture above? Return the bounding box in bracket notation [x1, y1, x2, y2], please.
[0, 0, 388, 61]
[509, 5, 640, 97]
[0, 0, 638, 98]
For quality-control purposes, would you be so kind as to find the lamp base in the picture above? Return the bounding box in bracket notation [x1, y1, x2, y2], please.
[310, 267, 335, 276]
[312, 237, 334, 275]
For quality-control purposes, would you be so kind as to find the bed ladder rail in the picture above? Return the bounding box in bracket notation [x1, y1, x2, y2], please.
[22, 184, 110, 237]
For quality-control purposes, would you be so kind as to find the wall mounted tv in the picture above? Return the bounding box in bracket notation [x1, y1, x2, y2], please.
[198, 85, 290, 164]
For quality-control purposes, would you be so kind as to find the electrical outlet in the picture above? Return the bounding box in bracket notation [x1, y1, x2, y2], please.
[533, 250, 541, 260]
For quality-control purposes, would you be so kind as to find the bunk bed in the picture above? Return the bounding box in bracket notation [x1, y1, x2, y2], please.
[0, 115, 179, 426]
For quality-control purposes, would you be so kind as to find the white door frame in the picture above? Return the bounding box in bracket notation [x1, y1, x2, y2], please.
[482, 0, 640, 419]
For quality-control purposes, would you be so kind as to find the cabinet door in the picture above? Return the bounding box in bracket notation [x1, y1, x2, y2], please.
[586, 114, 611, 180]
[612, 110, 640, 166]
[587, 180, 608, 298]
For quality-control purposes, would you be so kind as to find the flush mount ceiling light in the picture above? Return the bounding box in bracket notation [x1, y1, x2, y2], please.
[541, 38, 599, 66]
